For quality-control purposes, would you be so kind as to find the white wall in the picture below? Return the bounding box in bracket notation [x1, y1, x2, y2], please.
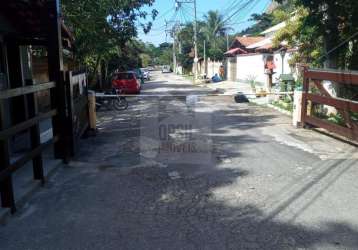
[206, 59, 222, 79]
[236, 54, 266, 84]
[236, 52, 294, 87]
[273, 51, 293, 79]
[227, 57, 237, 81]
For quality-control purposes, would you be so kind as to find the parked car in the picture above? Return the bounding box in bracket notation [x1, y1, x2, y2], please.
[147, 66, 155, 71]
[162, 65, 171, 73]
[140, 68, 150, 80]
[112, 72, 141, 94]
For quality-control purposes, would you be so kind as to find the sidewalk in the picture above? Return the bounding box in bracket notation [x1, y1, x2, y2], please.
[199, 80, 270, 106]
[199, 80, 253, 95]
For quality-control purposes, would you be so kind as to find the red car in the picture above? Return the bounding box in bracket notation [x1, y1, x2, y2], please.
[112, 72, 141, 94]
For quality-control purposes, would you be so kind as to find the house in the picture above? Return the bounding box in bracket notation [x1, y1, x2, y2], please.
[224, 21, 296, 89]
[224, 36, 265, 57]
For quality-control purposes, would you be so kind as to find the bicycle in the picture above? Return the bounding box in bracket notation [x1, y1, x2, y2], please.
[95, 88, 128, 111]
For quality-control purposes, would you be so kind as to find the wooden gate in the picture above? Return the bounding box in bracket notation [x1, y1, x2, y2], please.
[301, 68, 358, 141]
[65, 71, 89, 156]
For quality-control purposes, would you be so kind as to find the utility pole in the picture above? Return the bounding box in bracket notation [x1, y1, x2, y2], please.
[165, 20, 177, 72]
[175, 0, 198, 80]
[193, 0, 198, 81]
[226, 33, 229, 51]
[203, 40, 207, 76]
[172, 24, 180, 74]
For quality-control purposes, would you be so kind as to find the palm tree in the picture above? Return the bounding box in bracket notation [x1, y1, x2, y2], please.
[202, 10, 229, 49]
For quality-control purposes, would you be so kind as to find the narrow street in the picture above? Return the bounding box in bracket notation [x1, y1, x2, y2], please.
[1, 72, 358, 250]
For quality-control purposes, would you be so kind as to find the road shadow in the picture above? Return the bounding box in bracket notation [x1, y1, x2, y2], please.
[1, 93, 357, 249]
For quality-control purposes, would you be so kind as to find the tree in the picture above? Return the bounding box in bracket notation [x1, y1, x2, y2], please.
[275, 0, 358, 69]
[62, 0, 158, 85]
[176, 11, 229, 71]
[202, 11, 228, 49]
[140, 53, 151, 67]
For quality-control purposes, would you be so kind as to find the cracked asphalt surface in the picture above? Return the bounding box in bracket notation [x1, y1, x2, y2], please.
[1, 72, 358, 250]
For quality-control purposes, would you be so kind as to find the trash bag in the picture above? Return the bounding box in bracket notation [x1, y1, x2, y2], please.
[211, 74, 222, 83]
[234, 92, 249, 103]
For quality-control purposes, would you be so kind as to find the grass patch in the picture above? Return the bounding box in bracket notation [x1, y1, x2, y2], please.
[270, 97, 293, 113]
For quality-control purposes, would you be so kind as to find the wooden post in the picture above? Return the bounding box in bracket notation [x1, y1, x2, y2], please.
[47, 0, 69, 162]
[65, 71, 75, 157]
[6, 42, 27, 125]
[0, 103, 16, 213]
[301, 67, 309, 128]
[25, 79, 44, 184]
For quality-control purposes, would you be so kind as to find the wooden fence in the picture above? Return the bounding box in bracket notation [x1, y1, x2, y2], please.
[0, 81, 59, 213]
[302, 68, 358, 141]
[0, 71, 89, 213]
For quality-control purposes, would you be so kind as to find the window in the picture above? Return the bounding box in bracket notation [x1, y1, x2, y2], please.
[116, 73, 135, 80]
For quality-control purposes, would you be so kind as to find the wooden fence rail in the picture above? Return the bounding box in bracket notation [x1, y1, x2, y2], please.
[302, 68, 358, 141]
[0, 70, 90, 213]
[0, 81, 58, 213]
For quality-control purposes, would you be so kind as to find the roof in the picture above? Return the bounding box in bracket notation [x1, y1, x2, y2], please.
[246, 37, 272, 49]
[224, 47, 248, 55]
[234, 36, 265, 47]
[255, 43, 274, 52]
[261, 21, 287, 35]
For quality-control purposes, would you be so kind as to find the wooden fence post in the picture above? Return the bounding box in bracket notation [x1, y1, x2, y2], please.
[47, 0, 69, 162]
[25, 79, 44, 184]
[65, 71, 75, 157]
[301, 67, 309, 128]
[0, 103, 16, 213]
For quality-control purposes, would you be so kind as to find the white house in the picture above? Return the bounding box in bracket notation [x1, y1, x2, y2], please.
[225, 20, 296, 90]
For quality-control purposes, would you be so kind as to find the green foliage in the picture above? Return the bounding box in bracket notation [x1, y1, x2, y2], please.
[175, 10, 229, 70]
[271, 99, 294, 112]
[239, 1, 295, 36]
[62, 0, 157, 83]
[275, 0, 358, 69]
[239, 13, 274, 35]
[140, 53, 151, 67]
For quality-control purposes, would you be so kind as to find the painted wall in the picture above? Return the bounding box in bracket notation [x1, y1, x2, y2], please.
[236, 54, 266, 84]
[193, 58, 224, 79]
[206, 59, 222, 79]
[227, 57, 237, 81]
[236, 52, 294, 87]
[273, 51, 293, 79]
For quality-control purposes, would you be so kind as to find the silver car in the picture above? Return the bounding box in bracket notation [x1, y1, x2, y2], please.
[140, 68, 150, 80]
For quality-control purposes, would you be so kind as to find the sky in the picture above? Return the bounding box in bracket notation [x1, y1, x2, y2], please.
[138, 0, 272, 45]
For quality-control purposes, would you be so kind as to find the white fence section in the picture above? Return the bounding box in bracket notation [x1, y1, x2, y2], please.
[227, 57, 237, 81]
[206, 59, 222, 79]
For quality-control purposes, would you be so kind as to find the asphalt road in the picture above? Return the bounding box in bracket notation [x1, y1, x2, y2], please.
[1, 71, 358, 250]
